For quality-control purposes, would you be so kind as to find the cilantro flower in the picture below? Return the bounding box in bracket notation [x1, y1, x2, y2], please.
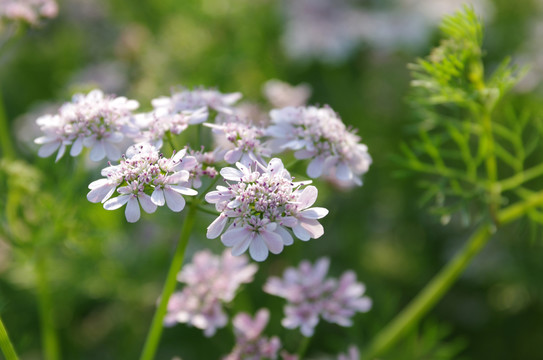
[87, 143, 198, 222]
[205, 158, 328, 262]
[267, 106, 372, 187]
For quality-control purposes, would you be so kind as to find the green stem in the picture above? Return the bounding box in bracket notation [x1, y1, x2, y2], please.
[0, 315, 19, 360]
[363, 190, 543, 360]
[139, 203, 198, 360]
[35, 251, 60, 360]
[297, 336, 311, 359]
[498, 162, 543, 192]
[0, 87, 15, 159]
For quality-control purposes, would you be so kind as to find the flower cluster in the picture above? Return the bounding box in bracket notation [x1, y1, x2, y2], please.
[87, 143, 198, 222]
[185, 147, 219, 189]
[267, 106, 372, 187]
[264, 258, 372, 336]
[165, 249, 258, 337]
[205, 119, 270, 166]
[223, 309, 281, 360]
[205, 158, 328, 261]
[0, 0, 57, 25]
[262, 79, 312, 108]
[152, 87, 242, 117]
[35, 89, 139, 162]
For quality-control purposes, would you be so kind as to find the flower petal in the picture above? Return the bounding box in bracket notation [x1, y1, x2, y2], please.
[299, 207, 328, 219]
[87, 183, 116, 203]
[139, 193, 157, 214]
[231, 232, 254, 256]
[104, 141, 121, 160]
[224, 148, 243, 164]
[164, 187, 186, 212]
[103, 195, 130, 210]
[297, 185, 318, 209]
[207, 215, 228, 239]
[38, 141, 61, 158]
[307, 157, 324, 178]
[249, 235, 269, 262]
[299, 219, 324, 239]
[221, 227, 252, 247]
[125, 196, 141, 222]
[70, 137, 84, 156]
[151, 187, 165, 206]
[168, 185, 198, 196]
[275, 226, 294, 246]
[260, 229, 284, 255]
[89, 141, 106, 161]
[220, 167, 243, 181]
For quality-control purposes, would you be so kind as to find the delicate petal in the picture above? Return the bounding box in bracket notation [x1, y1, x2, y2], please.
[292, 224, 311, 241]
[89, 141, 106, 161]
[297, 186, 318, 209]
[164, 187, 186, 212]
[260, 230, 284, 254]
[275, 226, 294, 246]
[224, 148, 243, 164]
[249, 235, 269, 262]
[299, 207, 328, 219]
[335, 161, 352, 181]
[207, 215, 228, 239]
[139, 193, 157, 214]
[220, 167, 243, 181]
[38, 141, 61, 158]
[151, 187, 165, 206]
[221, 227, 252, 247]
[70, 137, 84, 156]
[125, 196, 141, 222]
[232, 232, 255, 256]
[168, 185, 198, 196]
[103, 195, 130, 210]
[104, 141, 121, 160]
[299, 219, 324, 239]
[87, 183, 116, 203]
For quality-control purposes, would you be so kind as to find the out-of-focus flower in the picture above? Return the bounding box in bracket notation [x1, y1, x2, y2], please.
[280, 0, 364, 63]
[205, 158, 328, 262]
[204, 119, 270, 166]
[0, 0, 57, 25]
[34, 89, 139, 162]
[264, 258, 372, 337]
[263, 79, 312, 108]
[223, 309, 281, 360]
[165, 249, 258, 337]
[87, 143, 198, 222]
[267, 106, 371, 187]
[337, 346, 360, 360]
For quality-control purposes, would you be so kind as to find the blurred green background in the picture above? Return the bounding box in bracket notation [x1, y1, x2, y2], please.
[1, 0, 543, 359]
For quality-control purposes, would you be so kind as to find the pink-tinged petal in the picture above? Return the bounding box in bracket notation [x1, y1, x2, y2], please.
[55, 144, 67, 162]
[171, 148, 187, 163]
[297, 186, 318, 209]
[34, 135, 55, 145]
[87, 183, 116, 203]
[125, 197, 140, 222]
[89, 141, 106, 161]
[294, 149, 314, 159]
[187, 107, 208, 124]
[139, 193, 157, 214]
[299, 207, 328, 219]
[151, 187, 165, 206]
[104, 141, 121, 160]
[249, 235, 269, 262]
[260, 229, 284, 255]
[168, 185, 198, 196]
[292, 224, 311, 241]
[336, 161, 353, 181]
[207, 215, 228, 239]
[103, 195, 130, 210]
[180, 156, 198, 170]
[88, 178, 109, 190]
[220, 167, 243, 181]
[280, 216, 298, 227]
[164, 187, 186, 212]
[224, 148, 243, 164]
[205, 190, 224, 204]
[70, 137, 84, 156]
[222, 92, 242, 105]
[167, 171, 190, 184]
[108, 132, 124, 143]
[221, 227, 252, 247]
[275, 226, 294, 246]
[267, 158, 284, 174]
[231, 232, 255, 256]
[299, 219, 324, 239]
[307, 157, 324, 178]
[38, 141, 60, 158]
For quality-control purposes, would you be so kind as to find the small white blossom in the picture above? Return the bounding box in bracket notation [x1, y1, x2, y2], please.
[264, 258, 372, 337]
[263, 79, 312, 108]
[87, 143, 198, 222]
[186, 147, 219, 189]
[267, 106, 371, 187]
[34, 89, 139, 162]
[205, 158, 328, 262]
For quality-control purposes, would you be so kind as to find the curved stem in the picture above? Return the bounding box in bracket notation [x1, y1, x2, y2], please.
[35, 251, 60, 360]
[0, 315, 19, 360]
[139, 203, 198, 360]
[363, 190, 543, 360]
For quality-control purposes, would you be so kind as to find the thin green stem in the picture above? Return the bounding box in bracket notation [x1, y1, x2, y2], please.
[297, 336, 311, 359]
[35, 251, 60, 360]
[139, 203, 198, 360]
[0, 315, 19, 360]
[0, 87, 15, 159]
[363, 190, 543, 360]
[498, 162, 543, 192]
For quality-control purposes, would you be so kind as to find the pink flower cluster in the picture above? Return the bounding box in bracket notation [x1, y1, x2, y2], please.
[35, 89, 139, 162]
[87, 143, 198, 222]
[205, 158, 328, 261]
[0, 0, 57, 25]
[267, 106, 371, 187]
[185, 147, 219, 189]
[223, 309, 281, 360]
[264, 258, 372, 336]
[165, 250, 258, 337]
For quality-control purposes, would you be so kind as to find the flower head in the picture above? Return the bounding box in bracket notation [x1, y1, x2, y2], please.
[0, 0, 58, 25]
[264, 258, 372, 337]
[223, 309, 281, 360]
[205, 158, 328, 261]
[267, 106, 371, 187]
[35, 89, 139, 162]
[87, 143, 198, 222]
[263, 79, 312, 108]
[185, 147, 219, 189]
[165, 249, 257, 337]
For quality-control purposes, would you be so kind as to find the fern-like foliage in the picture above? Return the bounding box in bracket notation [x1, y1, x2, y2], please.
[400, 6, 543, 228]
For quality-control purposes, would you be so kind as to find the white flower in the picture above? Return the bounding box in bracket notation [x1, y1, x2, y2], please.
[205, 158, 328, 261]
[88, 143, 198, 222]
[267, 105, 371, 187]
[262, 79, 312, 108]
[34, 89, 139, 162]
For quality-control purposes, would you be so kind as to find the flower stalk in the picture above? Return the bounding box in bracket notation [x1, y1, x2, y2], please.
[0, 315, 19, 360]
[139, 202, 198, 360]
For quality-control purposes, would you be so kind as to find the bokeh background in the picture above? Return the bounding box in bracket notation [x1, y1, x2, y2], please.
[1, 0, 543, 359]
